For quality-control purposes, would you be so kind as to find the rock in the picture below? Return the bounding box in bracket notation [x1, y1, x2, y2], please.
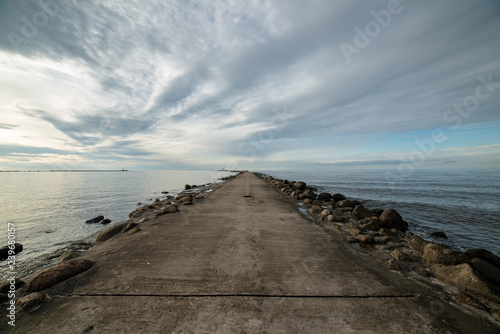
[18, 292, 46, 311]
[195, 194, 205, 200]
[56, 250, 82, 265]
[126, 226, 141, 235]
[156, 205, 179, 216]
[353, 205, 372, 219]
[408, 234, 429, 253]
[471, 258, 500, 286]
[386, 259, 400, 271]
[431, 263, 499, 300]
[300, 190, 316, 200]
[182, 200, 193, 205]
[364, 221, 382, 231]
[374, 236, 389, 244]
[423, 243, 469, 265]
[379, 208, 407, 232]
[100, 218, 112, 225]
[413, 266, 433, 277]
[347, 236, 358, 243]
[307, 205, 323, 215]
[303, 198, 312, 204]
[161, 191, 169, 194]
[320, 209, 332, 218]
[464, 249, 500, 269]
[370, 209, 384, 217]
[26, 259, 94, 292]
[430, 231, 448, 239]
[96, 222, 128, 244]
[85, 215, 104, 224]
[0, 279, 25, 293]
[184, 184, 192, 190]
[356, 234, 375, 244]
[318, 193, 332, 201]
[347, 229, 361, 237]
[294, 181, 306, 190]
[122, 222, 139, 233]
[0, 243, 23, 261]
[337, 200, 354, 208]
[391, 249, 420, 262]
[352, 200, 360, 206]
[129, 205, 148, 218]
[332, 193, 346, 202]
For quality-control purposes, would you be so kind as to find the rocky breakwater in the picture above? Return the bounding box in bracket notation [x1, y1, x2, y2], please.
[261, 175, 500, 322]
[0, 180, 227, 315]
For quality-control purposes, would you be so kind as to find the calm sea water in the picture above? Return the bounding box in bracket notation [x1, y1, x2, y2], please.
[0, 170, 234, 262]
[257, 169, 500, 257]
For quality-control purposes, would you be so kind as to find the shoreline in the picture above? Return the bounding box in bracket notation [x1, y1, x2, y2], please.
[258, 173, 500, 323]
[1, 171, 499, 332]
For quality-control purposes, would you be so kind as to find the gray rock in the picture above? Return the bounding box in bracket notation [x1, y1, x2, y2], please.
[332, 193, 346, 202]
[0, 243, 23, 261]
[423, 243, 469, 265]
[100, 218, 112, 225]
[379, 208, 407, 232]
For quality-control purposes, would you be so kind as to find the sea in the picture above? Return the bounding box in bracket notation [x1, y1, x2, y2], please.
[256, 168, 500, 257]
[1, 169, 499, 268]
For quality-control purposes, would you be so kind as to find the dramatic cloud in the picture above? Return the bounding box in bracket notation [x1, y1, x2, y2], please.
[0, 0, 499, 170]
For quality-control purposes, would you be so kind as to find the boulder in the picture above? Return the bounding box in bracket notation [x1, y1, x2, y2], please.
[379, 208, 407, 232]
[184, 184, 192, 190]
[370, 208, 384, 217]
[18, 292, 46, 311]
[431, 263, 499, 300]
[300, 190, 316, 200]
[318, 193, 332, 202]
[353, 205, 372, 219]
[0, 243, 23, 261]
[332, 193, 346, 202]
[464, 249, 500, 269]
[320, 209, 332, 218]
[430, 231, 447, 239]
[157, 205, 179, 216]
[85, 215, 104, 224]
[408, 234, 429, 253]
[126, 226, 141, 235]
[195, 194, 205, 200]
[294, 181, 306, 190]
[56, 250, 82, 265]
[26, 259, 94, 292]
[96, 222, 127, 244]
[391, 249, 420, 262]
[100, 218, 112, 225]
[423, 243, 469, 265]
[471, 257, 500, 286]
[122, 222, 139, 234]
[337, 200, 354, 208]
[307, 205, 323, 215]
[364, 221, 382, 231]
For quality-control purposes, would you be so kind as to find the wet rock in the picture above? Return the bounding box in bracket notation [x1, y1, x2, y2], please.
[100, 218, 112, 225]
[0, 279, 25, 293]
[0, 243, 23, 261]
[423, 243, 469, 265]
[294, 181, 306, 190]
[56, 250, 82, 265]
[85, 215, 104, 224]
[431, 263, 499, 300]
[96, 222, 128, 244]
[430, 231, 448, 239]
[18, 292, 46, 311]
[318, 192, 332, 201]
[337, 200, 354, 208]
[157, 205, 179, 216]
[161, 191, 169, 194]
[386, 259, 400, 271]
[379, 208, 407, 232]
[353, 205, 372, 219]
[408, 234, 429, 253]
[332, 193, 346, 202]
[464, 249, 500, 269]
[471, 258, 500, 286]
[26, 259, 94, 292]
[184, 184, 192, 190]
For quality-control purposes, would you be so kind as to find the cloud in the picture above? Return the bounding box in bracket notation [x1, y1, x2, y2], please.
[0, 0, 499, 170]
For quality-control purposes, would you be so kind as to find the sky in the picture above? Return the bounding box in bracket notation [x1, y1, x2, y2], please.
[0, 0, 499, 171]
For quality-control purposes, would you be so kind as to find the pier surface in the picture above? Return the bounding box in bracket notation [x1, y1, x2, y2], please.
[6, 172, 498, 333]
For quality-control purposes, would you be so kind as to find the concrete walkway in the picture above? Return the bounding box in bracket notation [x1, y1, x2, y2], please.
[5, 172, 498, 333]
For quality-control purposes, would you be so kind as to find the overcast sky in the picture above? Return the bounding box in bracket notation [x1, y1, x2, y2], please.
[0, 0, 499, 171]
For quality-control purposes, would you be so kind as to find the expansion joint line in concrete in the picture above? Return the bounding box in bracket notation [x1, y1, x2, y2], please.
[68, 293, 416, 299]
